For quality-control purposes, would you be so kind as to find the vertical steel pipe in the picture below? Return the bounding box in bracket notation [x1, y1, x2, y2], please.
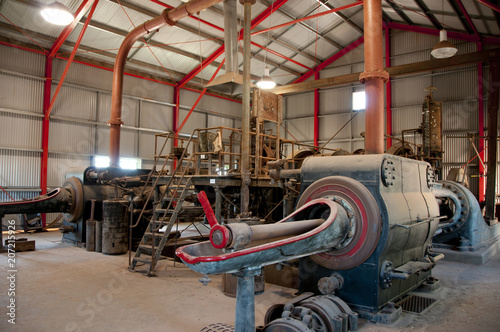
[240, 0, 254, 215]
[360, 0, 389, 154]
[234, 269, 259, 332]
[314, 72, 320, 147]
[385, 27, 392, 150]
[485, 60, 499, 223]
[478, 43, 486, 202]
[224, 0, 238, 73]
[109, 0, 225, 167]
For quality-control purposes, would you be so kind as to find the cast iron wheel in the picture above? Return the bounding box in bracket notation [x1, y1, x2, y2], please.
[296, 176, 382, 270]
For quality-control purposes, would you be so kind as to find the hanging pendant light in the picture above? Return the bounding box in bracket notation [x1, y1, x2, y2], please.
[41, 2, 74, 26]
[256, 67, 276, 90]
[431, 30, 457, 59]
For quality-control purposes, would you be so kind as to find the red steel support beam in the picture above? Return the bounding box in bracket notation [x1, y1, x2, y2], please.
[293, 36, 364, 84]
[173, 85, 180, 146]
[476, 0, 500, 14]
[360, 0, 388, 154]
[385, 27, 392, 150]
[314, 72, 320, 147]
[478, 42, 486, 202]
[177, 0, 289, 88]
[176, 59, 225, 135]
[45, 1, 99, 119]
[252, 2, 363, 37]
[39, 0, 95, 226]
[40, 56, 52, 228]
[48, 0, 95, 58]
[251, 42, 311, 70]
[387, 22, 500, 45]
[456, 0, 479, 36]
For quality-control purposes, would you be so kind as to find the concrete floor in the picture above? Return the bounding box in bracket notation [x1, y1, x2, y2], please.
[1, 230, 500, 332]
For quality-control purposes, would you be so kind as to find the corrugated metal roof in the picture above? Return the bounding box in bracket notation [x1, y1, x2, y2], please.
[0, 0, 498, 99]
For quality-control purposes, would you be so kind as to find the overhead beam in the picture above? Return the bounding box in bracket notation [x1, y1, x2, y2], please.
[260, 0, 344, 50]
[455, 0, 480, 36]
[16, 0, 96, 57]
[271, 48, 500, 95]
[413, 0, 443, 30]
[384, 0, 413, 25]
[386, 22, 500, 44]
[315, 0, 364, 34]
[292, 36, 364, 84]
[448, 0, 475, 34]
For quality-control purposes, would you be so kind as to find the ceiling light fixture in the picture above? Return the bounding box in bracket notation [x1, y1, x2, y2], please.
[256, 2, 276, 90]
[431, 1, 457, 59]
[431, 30, 457, 59]
[256, 67, 276, 89]
[41, 2, 74, 26]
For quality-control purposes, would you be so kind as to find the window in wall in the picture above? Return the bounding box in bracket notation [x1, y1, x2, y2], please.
[93, 156, 142, 169]
[352, 91, 366, 111]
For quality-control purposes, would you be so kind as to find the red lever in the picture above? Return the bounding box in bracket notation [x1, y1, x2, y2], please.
[197, 191, 231, 249]
[197, 191, 219, 228]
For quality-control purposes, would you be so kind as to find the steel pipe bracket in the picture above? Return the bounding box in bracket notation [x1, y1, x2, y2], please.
[359, 69, 389, 83]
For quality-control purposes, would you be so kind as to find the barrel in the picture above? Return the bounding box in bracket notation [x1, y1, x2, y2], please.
[102, 200, 129, 255]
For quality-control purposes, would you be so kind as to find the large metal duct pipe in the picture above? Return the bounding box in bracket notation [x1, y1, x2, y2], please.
[360, 0, 389, 154]
[109, 0, 225, 167]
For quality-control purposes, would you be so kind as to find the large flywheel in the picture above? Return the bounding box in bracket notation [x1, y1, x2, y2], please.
[296, 176, 382, 270]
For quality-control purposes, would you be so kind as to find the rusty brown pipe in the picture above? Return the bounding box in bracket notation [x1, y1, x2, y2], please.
[360, 0, 388, 154]
[109, 0, 225, 167]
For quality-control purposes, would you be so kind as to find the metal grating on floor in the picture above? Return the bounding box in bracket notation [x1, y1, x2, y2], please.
[201, 323, 235, 332]
[398, 295, 437, 314]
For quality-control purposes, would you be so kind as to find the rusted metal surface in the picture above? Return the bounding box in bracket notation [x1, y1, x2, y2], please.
[360, 0, 389, 154]
[252, 90, 281, 122]
[102, 200, 129, 255]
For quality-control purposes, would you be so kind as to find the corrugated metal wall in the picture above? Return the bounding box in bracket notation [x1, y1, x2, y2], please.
[283, 30, 488, 199]
[0, 44, 241, 228]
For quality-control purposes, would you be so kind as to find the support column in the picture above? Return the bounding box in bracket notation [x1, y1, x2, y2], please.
[360, 0, 389, 154]
[234, 267, 260, 332]
[240, 0, 254, 216]
[385, 27, 392, 150]
[314, 72, 320, 147]
[485, 60, 499, 224]
[172, 86, 180, 171]
[478, 43, 486, 203]
[40, 56, 53, 228]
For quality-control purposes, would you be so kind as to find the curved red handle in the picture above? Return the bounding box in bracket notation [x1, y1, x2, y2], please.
[197, 191, 231, 249]
[197, 191, 219, 228]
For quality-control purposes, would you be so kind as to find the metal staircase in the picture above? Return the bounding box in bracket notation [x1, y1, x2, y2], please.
[129, 133, 198, 276]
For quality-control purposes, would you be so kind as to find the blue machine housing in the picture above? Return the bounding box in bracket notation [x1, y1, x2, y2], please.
[297, 154, 440, 313]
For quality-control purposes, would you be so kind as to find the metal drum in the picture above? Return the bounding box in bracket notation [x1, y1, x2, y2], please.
[102, 200, 129, 255]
